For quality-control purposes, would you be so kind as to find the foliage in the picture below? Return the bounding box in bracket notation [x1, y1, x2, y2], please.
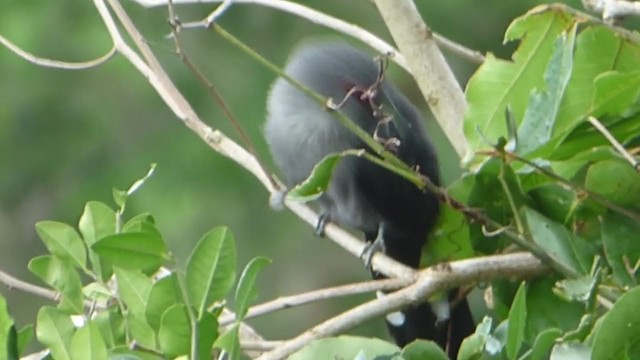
[291, 5, 640, 360]
[2, 2, 640, 360]
[0, 169, 269, 360]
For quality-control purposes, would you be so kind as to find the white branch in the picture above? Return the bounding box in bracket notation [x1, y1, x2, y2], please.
[373, 0, 471, 161]
[0, 34, 116, 69]
[135, 0, 409, 70]
[583, 0, 640, 22]
[258, 253, 547, 360]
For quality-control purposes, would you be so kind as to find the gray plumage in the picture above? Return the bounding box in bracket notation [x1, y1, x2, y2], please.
[264, 41, 474, 355]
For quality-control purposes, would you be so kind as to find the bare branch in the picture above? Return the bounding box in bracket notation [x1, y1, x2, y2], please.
[0, 34, 116, 69]
[583, 0, 640, 22]
[135, 0, 411, 70]
[588, 116, 639, 172]
[258, 253, 547, 360]
[372, 0, 471, 160]
[0, 269, 59, 301]
[219, 277, 413, 326]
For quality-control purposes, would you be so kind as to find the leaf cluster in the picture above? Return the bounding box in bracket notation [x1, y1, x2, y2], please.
[0, 170, 269, 360]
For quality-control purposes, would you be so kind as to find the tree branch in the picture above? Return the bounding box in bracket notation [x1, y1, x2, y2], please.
[219, 277, 413, 326]
[258, 253, 547, 360]
[0, 34, 116, 69]
[372, 0, 471, 160]
[582, 0, 640, 22]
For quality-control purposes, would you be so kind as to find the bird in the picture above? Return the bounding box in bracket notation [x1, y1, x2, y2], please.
[264, 40, 475, 357]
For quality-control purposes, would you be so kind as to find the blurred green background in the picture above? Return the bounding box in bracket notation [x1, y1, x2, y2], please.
[1, 0, 583, 346]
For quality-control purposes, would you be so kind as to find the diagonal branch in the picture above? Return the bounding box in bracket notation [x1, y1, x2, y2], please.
[257, 252, 547, 360]
[373, 0, 470, 160]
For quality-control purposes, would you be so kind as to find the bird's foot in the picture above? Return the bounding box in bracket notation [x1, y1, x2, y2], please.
[360, 230, 386, 269]
[314, 213, 330, 237]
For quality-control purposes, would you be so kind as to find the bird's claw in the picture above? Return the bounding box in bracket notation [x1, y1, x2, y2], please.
[314, 213, 330, 237]
[360, 235, 386, 270]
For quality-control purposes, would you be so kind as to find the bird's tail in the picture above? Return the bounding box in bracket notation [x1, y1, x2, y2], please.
[372, 232, 475, 357]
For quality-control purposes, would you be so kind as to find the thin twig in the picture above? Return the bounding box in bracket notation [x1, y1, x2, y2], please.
[135, 0, 485, 65]
[588, 116, 639, 172]
[241, 340, 282, 351]
[167, 13, 279, 190]
[0, 35, 116, 69]
[218, 277, 413, 326]
[0, 269, 59, 301]
[205, 0, 234, 26]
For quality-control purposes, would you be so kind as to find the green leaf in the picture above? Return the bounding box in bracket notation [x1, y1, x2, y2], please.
[17, 324, 34, 357]
[122, 216, 158, 232]
[423, 175, 474, 265]
[158, 304, 191, 358]
[402, 340, 448, 360]
[35, 221, 87, 270]
[196, 312, 218, 360]
[114, 267, 152, 316]
[109, 348, 157, 360]
[519, 328, 562, 360]
[28, 255, 84, 314]
[555, 25, 640, 137]
[289, 336, 401, 360]
[467, 159, 529, 254]
[458, 316, 502, 359]
[187, 227, 236, 316]
[145, 274, 180, 331]
[112, 188, 127, 209]
[213, 323, 240, 360]
[585, 160, 640, 207]
[592, 285, 640, 359]
[0, 295, 15, 360]
[287, 150, 360, 202]
[70, 322, 108, 360]
[523, 207, 594, 275]
[592, 71, 640, 117]
[127, 312, 156, 350]
[92, 311, 124, 348]
[464, 8, 574, 153]
[506, 282, 527, 360]
[91, 232, 167, 272]
[554, 276, 597, 304]
[517, 24, 576, 155]
[82, 282, 112, 304]
[78, 201, 116, 281]
[6, 325, 18, 360]
[525, 278, 583, 344]
[550, 341, 591, 360]
[235, 256, 270, 319]
[602, 211, 640, 287]
[36, 306, 75, 360]
[528, 183, 579, 225]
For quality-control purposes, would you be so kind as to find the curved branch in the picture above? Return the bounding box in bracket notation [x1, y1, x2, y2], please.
[0, 35, 116, 69]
